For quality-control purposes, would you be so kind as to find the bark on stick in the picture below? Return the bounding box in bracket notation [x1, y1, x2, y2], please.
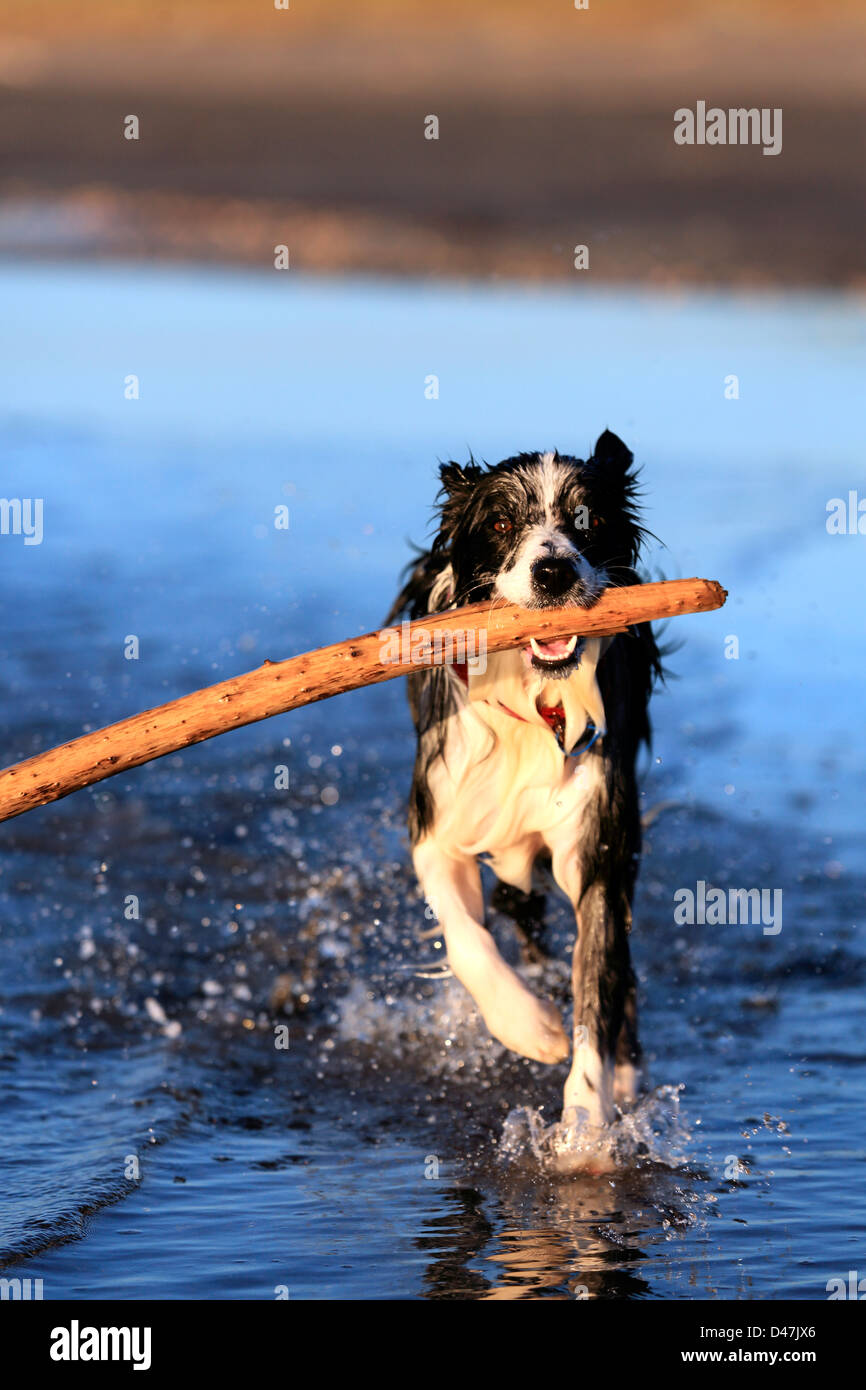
[0, 577, 725, 825]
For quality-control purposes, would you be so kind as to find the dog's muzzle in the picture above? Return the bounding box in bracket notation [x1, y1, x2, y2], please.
[531, 555, 578, 600]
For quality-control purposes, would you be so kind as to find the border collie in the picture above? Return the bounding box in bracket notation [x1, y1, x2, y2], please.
[387, 431, 662, 1132]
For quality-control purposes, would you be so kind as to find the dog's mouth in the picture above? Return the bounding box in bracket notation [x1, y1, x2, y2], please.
[526, 634, 585, 674]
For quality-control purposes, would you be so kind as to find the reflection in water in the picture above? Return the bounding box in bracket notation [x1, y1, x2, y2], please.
[418, 1166, 709, 1300]
[418, 1188, 496, 1299]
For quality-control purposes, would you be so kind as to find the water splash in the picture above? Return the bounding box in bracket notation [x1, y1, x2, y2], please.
[499, 1085, 690, 1175]
[334, 975, 511, 1077]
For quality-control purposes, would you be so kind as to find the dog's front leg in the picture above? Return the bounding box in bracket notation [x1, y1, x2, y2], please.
[413, 838, 569, 1065]
[562, 879, 632, 1127]
[613, 969, 642, 1106]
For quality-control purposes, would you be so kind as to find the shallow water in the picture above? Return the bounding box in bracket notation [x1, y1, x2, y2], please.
[0, 263, 864, 1299]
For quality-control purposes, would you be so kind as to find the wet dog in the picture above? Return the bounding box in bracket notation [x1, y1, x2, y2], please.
[387, 432, 661, 1130]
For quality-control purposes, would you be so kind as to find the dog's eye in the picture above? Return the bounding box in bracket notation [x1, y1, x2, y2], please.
[492, 518, 513, 534]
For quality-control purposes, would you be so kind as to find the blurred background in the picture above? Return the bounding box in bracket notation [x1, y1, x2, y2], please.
[0, 0, 864, 283]
[0, 2, 864, 1301]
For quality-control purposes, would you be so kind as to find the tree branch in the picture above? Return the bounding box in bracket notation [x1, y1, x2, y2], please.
[0, 577, 725, 825]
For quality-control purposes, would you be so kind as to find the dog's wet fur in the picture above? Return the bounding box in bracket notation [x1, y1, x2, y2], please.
[388, 432, 662, 1140]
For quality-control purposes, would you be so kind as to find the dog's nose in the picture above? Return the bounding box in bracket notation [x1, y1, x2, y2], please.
[531, 556, 578, 599]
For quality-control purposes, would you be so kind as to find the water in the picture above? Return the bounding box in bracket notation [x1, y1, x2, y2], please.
[0, 263, 864, 1299]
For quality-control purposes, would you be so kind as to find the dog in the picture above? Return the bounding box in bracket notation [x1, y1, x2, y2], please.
[387, 431, 662, 1130]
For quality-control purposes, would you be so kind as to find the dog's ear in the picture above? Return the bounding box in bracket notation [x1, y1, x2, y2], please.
[590, 430, 634, 474]
[438, 460, 483, 496]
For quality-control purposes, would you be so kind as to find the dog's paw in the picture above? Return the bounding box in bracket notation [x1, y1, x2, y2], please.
[477, 960, 570, 1065]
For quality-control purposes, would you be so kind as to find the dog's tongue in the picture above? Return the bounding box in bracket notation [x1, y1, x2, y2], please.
[530, 637, 573, 658]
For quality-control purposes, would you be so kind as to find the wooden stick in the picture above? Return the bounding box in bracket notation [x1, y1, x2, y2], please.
[0, 577, 725, 825]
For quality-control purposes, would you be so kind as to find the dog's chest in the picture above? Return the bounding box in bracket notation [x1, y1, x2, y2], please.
[468, 701, 598, 809]
[423, 643, 608, 889]
[428, 691, 606, 883]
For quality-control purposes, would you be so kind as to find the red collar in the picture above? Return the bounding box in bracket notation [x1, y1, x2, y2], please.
[452, 661, 567, 741]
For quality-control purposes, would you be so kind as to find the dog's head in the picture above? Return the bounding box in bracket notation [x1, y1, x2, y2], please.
[434, 430, 646, 677]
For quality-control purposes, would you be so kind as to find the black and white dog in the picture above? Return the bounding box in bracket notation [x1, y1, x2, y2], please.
[388, 432, 662, 1131]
